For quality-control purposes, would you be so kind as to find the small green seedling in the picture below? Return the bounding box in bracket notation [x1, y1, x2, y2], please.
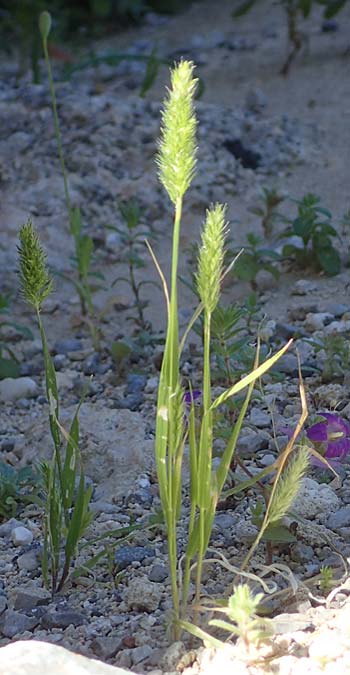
[0, 292, 33, 379]
[319, 565, 334, 595]
[18, 220, 94, 595]
[250, 187, 285, 239]
[109, 199, 158, 331]
[231, 232, 280, 290]
[181, 583, 273, 653]
[39, 11, 103, 350]
[281, 193, 341, 276]
[0, 462, 43, 521]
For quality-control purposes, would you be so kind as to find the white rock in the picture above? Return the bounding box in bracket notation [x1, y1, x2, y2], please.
[292, 477, 340, 521]
[0, 377, 38, 402]
[11, 526, 33, 547]
[0, 640, 131, 674]
[304, 312, 333, 331]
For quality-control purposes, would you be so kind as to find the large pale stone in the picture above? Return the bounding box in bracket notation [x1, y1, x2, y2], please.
[0, 640, 132, 675]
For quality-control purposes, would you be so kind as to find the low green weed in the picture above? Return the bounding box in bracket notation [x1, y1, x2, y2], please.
[153, 60, 299, 639]
[182, 583, 273, 652]
[281, 193, 341, 276]
[250, 187, 285, 239]
[231, 232, 281, 290]
[233, 0, 348, 75]
[310, 333, 350, 383]
[0, 461, 43, 521]
[39, 12, 103, 350]
[109, 199, 158, 331]
[18, 220, 94, 595]
[0, 292, 33, 379]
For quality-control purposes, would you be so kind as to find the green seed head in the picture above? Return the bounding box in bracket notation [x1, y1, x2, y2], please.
[156, 60, 197, 204]
[196, 203, 227, 313]
[39, 11, 52, 42]
[268, 444, 309, 525]
[18, 220, 53, 310]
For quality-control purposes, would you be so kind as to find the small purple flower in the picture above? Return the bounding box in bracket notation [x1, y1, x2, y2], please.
[306, 412, 350, 460]
[183, 390, 202, 406]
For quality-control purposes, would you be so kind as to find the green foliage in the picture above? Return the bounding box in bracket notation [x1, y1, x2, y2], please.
[231, 233, 281, 290]
[310, 333, 350, 383]
[18, 223, 94, 595]
[0, 462, 43, 521]
[0, 292, 33, 380]
[250, 187, 285, 239]
[110, 199, 158, 331]
[39, 14, 103, 348]
[180, 583, 273, 652]
[319, 565, 334, 594]
[232, 1, 349, 74]
[281, 193, 341, 276]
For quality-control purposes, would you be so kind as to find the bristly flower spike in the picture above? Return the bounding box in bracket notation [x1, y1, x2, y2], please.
[18, 220, 53, 311]
[156, 60, 197, 204]
[196, 203, 227, 313]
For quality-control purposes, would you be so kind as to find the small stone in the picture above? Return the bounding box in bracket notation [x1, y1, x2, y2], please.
[0, 377, 39, 402]
[327, 506, 350, 531]
[0, 609, 39, 638]
[0, 597, 7, 615]
[83, 353, 100, 375]
[124, 576, 162, 612]
[258, 453, 276, 467]
[14, 584, 51, 611]
[237, 430, 268, 457]
[115, 546, 155, 570]
[245, 87, 267, 113]
[90, 636, 122, 659]
[293, 477, 340, 521]
[292, 280, 317, 295]
[105, 231, 123, 252]
[148, 564, 168, 583]
[41, 609, 88, 629]
[145, 377, 158, 393]
[11, 526, 33, 546]
[131, 645, 154, 665]
[304, 312, 334, 331]
[161, 642, 186, 671]
[214, 513, 235, 530]
[53, 354, 67, 370]
[322, 19, 338, 32]
[0, 518, 22, 537]
[290, 542, 314, 563]
[125, 373, 147, 396]
[17, 550, 40, 572]
[249, 408, 270, 427]
[53, 338, 82, 355]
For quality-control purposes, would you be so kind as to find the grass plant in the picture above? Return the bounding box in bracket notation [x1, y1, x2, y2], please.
[39, 11, 102, 350]
[153, 60, 294, 638]
[18, 220, 94, 595]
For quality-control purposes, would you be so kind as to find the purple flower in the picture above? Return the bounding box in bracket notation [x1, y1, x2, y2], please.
[306, 412, 350, 460]
[183, 390, 202, 406]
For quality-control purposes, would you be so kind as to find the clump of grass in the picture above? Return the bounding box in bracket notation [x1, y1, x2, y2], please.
[18, 220, 93, 594]
[153, 60, 293, 639]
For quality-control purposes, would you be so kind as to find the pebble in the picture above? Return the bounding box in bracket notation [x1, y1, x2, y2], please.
[290, 542, 315, 563]
[41, 610, 88, 629]
[293, 478, 340, 521]
[131, 645, 154, 665]
[124, 576, 162, 612]
[245, 87, 267, 113]
[214, 513, 236, 530]
[53, 338, 83, 355]
[11, 526, 33, 546]
[249, 407, 270, 427]
[0, 597, 7, 615]
[83, 352, 101, 375]
[90, 636, 122, 659]
[236, 430, 268, 457]
[327, 506, 350, 531]
[0, 609, 39, 638]
[292, 280, 317, 295]
[125, 373, 147, 396]
[148, 564, 168, 583]
[145, 377, 158, 393]
[304, 312, 334, 331]
[17, 550, 40, 572]
[0, 377, 38, 402]
[13, 584, 51, 611]
[115, 546, 156, 570]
